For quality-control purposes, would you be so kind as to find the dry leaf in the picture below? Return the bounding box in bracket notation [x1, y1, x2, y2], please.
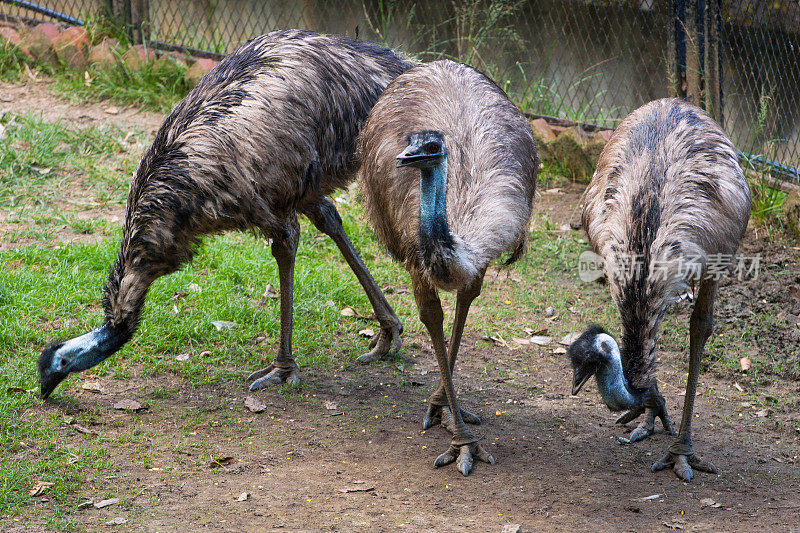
[172, 291, 188, 301]
[237, 492, 249, 502]
[340, 306, 357, 317]
[358, 328, 375, 338]
[72, 424, 97, 435]
[29, 481, 54, 497]
[339, 486, 375, 493]
[530, 336, 552, 346]
[512, 337, 530, 346]
[94, 498, 120, 509]
[553, 347, 567, 354]
[244, 396, 266, 413]
[212, 320, 239, 331]
[175, 353, 190, 361]
[104, 106, 119, 115]
[324, 400, 338, 410]
[755, 409, 771, 418]
[188, 283, 202, 293]
[105, 517, 127, 526]
[559, 333, 580, 346]
[740, 357, 751, 372]
[638, 494, 662, 501]
[7, 386, 27, 394]
[210, 456, 234, 468]
[113, 399, 144, 411]
[733, 382, 744, 392]
[262, 284, 279, 299]
[544, 306, 555, 316]
[699, 497, 721, 508]
[522, 327, 535, 335]
[81, 381, 103, 393]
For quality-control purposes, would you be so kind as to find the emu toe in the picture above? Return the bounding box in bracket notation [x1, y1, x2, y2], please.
[652, 450, 718, 482]
[423, 405, 481, 432]
[248, 363, 301, 390]
[356, 325, 402, 364]
[618, 405, 675, 444]
[434, 441, 495, 476]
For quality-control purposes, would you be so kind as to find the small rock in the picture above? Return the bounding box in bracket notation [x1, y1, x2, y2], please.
[105, 517, 127, 526]
[244, 396, 266, 413]
[87, 38, 118, 68]
[559, 333, 580, 346]
[53, 26, 90, 71]
[185, 57, 217, 89]
[358, 328, 375, 338]
[324, 400, 338, 410]
[699, 497, 721, 508]
[104, 105, 119, 115]
[262, 284, 278, 299]
[553, 346, 567, 354]
[121, 44, 155, 72]
[175, 353, 190, 361]
[237, 492, 249, 502]
[340, 306, 357, 317]
[545, 306, 555, 316]
[740, 357, 751, 372]
[81, 381, 103, 393]
[21, 23, 60, 67]
[94, 498, 120, 509]
[502, 525, 522, 533]
[212, 320, 239, 331]
[113, 399, 143, 411]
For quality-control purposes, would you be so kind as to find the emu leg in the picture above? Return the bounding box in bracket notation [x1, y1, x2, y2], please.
[423, 276, 483, 432]
[617, 384, 675, 444]
[414, 279, 493, 476]
[249, 216, 301, 390]
[302, 199, 402, 364]
[653, 279, 719, 481]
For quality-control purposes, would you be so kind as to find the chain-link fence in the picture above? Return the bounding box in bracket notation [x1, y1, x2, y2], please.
[2, 0, 798, 183]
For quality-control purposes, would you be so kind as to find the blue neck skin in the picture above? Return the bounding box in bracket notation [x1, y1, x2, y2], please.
[594, 342, 648, 411]
[418, 157, 449, 240]
[55, 322, 125, 373]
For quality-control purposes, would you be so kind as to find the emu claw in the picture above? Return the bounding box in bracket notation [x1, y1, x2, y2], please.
[617, 404, 674, 444]
[652, 451, 718, 482]
[422, 404, 481, 432]
[434, 441, 495, 476]
[615, 406, 646, 425]
[248, 363, 301, 390]
[356, 324, 402, 364]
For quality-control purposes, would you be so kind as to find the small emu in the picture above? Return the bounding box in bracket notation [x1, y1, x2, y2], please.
[359, 60, 538, 476]
[568, 98, 751, 481]
[39, 30, 413, 398]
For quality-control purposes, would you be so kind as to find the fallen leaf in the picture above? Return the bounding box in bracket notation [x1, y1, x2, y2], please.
[324, 400, 338, 410]
[699, 497, 722, 508]
[740, 357, 751, 372]
[105, 517, 127, 526]
[7, 386, 27, 394]
[237, 492, 249, 502]
[72, 424, 98, 435]
[175, 353, 190, 361]
[522, 327, 535, 335]
[559, 333, 580, 346]
[172, 291, 188, 301]
[637, 494, 662, 501]
[188, 283, 202, 293]
[553, 347, 567, 354]
[94, 498, 120, 509]
[210, 456, 235, 468]
[76, 500, 94, 510]
[358, 328, 375, 338]
[663, 522, 684, 530]
[29, 481, 54, 497]
[530, 335, 552, 346]
[245, 396, 267, 413]
[104, 105, 119, 115]
[755, 409, 771, 418]
[113, 399, 144, 411]
[199, 350, 211, 357]
[340, 306, 357, 317]
[544, 306, 555, 316]
[212, 320, 239, 331]
[81, 381, 103, 393]
[512, 337, 530, 346]
[262, 284, 279, 299]
[733, 382, 744, 392]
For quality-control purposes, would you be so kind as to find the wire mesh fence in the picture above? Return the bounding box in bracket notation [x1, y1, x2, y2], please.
[2, 0, 798, 182]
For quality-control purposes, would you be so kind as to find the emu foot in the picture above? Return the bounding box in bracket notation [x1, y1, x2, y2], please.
[434, 440, 495, 476]
[422, 404, 481, 432]
[248, 362, 301, 390]
[356, 324, 402, 364]
[652, 450, 718, 482]
[617, 405, 675, 444]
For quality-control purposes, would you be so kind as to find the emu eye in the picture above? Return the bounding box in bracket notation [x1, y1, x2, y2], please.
[422, 142, 440, 155]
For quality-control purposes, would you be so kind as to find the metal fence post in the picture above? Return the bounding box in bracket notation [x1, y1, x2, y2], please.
[684, 0, 702, 107]
[704, 0, 722, 123]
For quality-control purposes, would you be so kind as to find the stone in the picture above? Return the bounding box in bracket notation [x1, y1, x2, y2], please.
[582, 135, 608, 169]
[597, 129, 614, 143]
[122, 44, 155, 72]
[784, 191, 800, 242]
[502, 525, 522, 533]
[20, 23, 60, 67]
[529, 118, 557, 165]
[53, 26, 90, 71]
[184, 57, 217, 89]
[549, 127, 593, 181]
[87, 38, 119, 69]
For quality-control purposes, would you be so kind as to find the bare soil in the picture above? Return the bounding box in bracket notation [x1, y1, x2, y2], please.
[2, 83, 799, 532]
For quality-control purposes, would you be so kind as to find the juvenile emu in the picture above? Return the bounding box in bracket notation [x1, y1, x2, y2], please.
[39, 30, 413, 398]
[568, 98, 751, 481]
[359, 60, 538, 475]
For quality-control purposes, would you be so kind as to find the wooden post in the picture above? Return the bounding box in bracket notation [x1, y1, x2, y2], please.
[684, 0, 702, 107]
[667, 0, 684, 98]
[129, 0, 150, 45]
[704, 0, 722, 122]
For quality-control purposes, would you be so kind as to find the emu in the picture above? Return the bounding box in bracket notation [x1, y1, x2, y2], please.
[568, 98, 751, 481]
[358, 60, 538, 476]
[38, 30, 413, 398]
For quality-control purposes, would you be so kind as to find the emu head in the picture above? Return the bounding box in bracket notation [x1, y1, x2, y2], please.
[568, 325, 620, 395]
[396, 130, 446, 169]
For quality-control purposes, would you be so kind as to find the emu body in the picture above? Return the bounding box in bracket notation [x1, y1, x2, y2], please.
[39, 30, 412, 398]
[569, 98, 751, 481]
[359, 60, 538, 475]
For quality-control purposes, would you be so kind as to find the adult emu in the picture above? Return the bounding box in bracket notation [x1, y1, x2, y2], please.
[39, 30, 412, 398]
[568, 98, 751, 481]
[359, 60, 538, 475]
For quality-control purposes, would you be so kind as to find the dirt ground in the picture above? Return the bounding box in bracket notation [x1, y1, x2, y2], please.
[2, 81, 800, 532]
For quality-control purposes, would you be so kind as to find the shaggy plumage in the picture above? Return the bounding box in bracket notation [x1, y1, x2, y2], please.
[39, 30, 413, 398]
[358, 60, 538, 475]
[571, 98, 751, 481]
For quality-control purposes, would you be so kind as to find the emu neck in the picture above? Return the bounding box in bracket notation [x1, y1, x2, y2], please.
[595, 342, 649, 411]
[61, 321, 131, 373]
[418, 158, 449, 242]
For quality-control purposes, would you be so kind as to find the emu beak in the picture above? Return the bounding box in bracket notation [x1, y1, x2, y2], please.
[396, 145, 440, 168]
[40, 370, 68, 399]
[572, 362, 597, 395]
